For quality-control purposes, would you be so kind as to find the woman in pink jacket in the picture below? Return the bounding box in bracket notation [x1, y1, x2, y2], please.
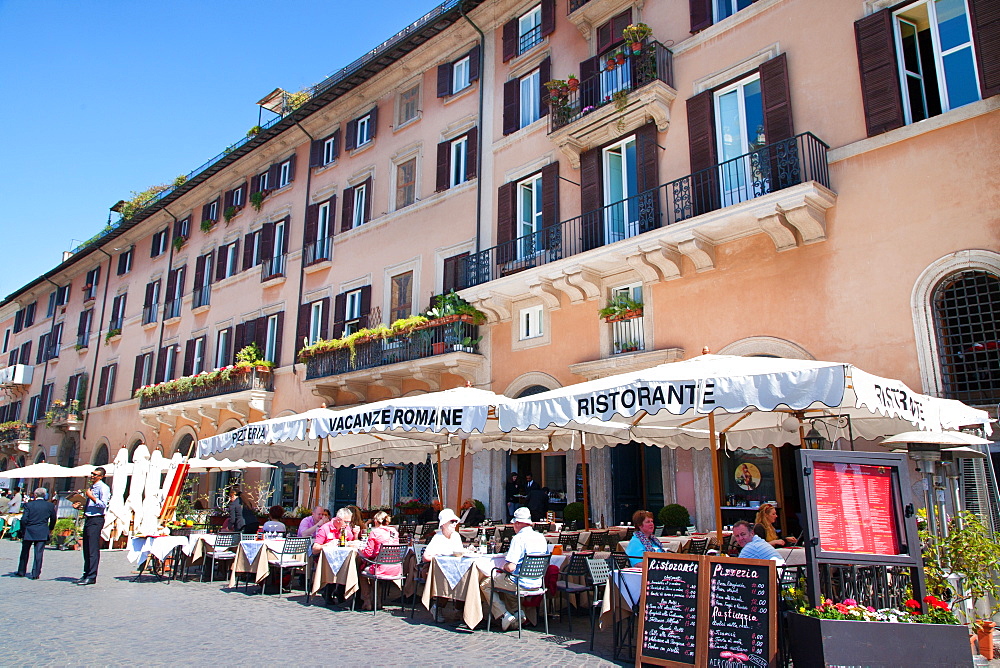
[359, 510, 401, 609]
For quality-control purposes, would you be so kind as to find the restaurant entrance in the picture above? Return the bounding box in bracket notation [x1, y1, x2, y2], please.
[332, 465, 357, 510]
[610, 441, 663, 525]
[718, 441, 803, 539]
[509, 451, 568, 517]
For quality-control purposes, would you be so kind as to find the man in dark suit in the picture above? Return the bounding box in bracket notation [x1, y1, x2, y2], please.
[17, 487, 57, 580]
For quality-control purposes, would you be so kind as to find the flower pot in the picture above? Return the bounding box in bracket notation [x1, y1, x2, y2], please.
[606, 61, 616, 71]
[431, 342, 447, 355]
[977, 621, 996, 660]
[567, 78, 579, 91]
[786, 612, 972, 668]
[615, 53, 626, 65]
[604, 308, 643, 323]
[631, 42, 642, 54]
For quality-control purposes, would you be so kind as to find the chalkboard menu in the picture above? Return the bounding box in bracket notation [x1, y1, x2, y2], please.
[706, 557, 776, 668]
[636, 553, 777, 668]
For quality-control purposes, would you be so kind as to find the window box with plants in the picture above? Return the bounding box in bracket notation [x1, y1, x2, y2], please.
[133, 345, 273, 404]
[419, 291, 487, 329]
[105, 328, 122, 344]
[396, 498, 429, 516]
[599, 293, 643, 322]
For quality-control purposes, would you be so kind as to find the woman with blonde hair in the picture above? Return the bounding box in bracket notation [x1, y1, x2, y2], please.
[754, 503, 795, 547]
[358, 510, 401, 610]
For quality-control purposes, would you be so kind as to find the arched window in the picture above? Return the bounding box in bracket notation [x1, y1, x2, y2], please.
[932, 269, 1000, 405]
[174, 434, 195, 458]
[92, 444, 110, 466]
[516, 384, 551, 398]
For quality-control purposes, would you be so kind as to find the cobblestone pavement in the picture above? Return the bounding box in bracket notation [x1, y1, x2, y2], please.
[0, 540, 626, 667]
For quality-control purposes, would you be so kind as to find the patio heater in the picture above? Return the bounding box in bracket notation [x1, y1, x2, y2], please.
[356, 458, 403, 508]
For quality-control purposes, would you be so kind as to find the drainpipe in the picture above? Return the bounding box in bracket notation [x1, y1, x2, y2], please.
[157, 210, 178, 366]
[81, 248, 113, 442]
[459, 0, 485, 255]
[291, 120, 315, 379]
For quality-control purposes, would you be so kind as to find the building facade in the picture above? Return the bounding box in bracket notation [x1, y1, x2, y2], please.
[0, 0, 997, 527]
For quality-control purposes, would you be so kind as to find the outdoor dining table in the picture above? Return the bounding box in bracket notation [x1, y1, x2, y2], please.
[127, 535, 191, 581]
[311, 542, 362, 599]
[228, 537, 311, 587]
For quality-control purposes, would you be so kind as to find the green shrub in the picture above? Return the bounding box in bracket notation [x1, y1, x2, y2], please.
[563, 502, 585, 523]
[658, 503, 691, 528]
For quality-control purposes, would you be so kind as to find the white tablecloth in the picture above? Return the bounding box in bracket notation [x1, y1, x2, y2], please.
[127, 536, 189, 565]
[319, 544, 355, 574]
[182, 533, 217, 557]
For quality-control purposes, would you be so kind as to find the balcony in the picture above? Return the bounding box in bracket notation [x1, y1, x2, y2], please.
[460, 133, 834, 316]
[0, 423, 33, 455]
[303, 236, 333, 269]
[47, 401, 82, 432]
[164, 299, 182, 321]
[261, 254, 286, 284]
[193, 284, 211, 310]
[304, 319, 485, 401]
[142, 304, 158, 326]
[138, 368, 274, 429]
[0, 364, 33, 388]
[610, 313, 645, 356]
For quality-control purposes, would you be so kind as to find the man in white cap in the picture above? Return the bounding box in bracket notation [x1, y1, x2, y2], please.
[424, 508, 464, 560]
[480, 506, 548, 630]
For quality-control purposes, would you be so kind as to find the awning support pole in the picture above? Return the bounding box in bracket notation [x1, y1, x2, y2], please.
[709, 412, 724, 543]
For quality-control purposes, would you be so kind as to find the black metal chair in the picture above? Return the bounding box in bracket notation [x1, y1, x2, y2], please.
[265, 537, 311, 600]
[487, 553, 551, 638]
[586, 557, 611, 651]
[588, 529, 610, 550]
[686, 537, 710, 555]
[563, 520, 578, 531]
[558, 532, 578, 551]
[498, 526, 515, 552]
[409, 543, 431, 619]
[355, 543, 407, 615]
[202, 532, 239, 583]
[555, 552, 592, 631]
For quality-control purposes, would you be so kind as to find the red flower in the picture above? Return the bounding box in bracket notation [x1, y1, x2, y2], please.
[934, 600, 950, 610]
[904, 599, 921, 609]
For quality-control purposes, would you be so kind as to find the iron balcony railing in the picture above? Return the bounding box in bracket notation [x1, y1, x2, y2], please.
[261, 254, 286, 282]
[305, 319, 481, 381]
[550, 40, 673, 133]
[138, 369, 274, 410]
[142, 304, 158, 325]
[611, 315, 645, 356]
[164, 299, 182, 320]
[568, 0, 592, 12]
[304, 236, 334, 266]
[519, 24, 543, 54]
[76, 333, 89, 349]
[0, 424, 34, 445]
[108, 315, 124, 331]
[193, 285, 211, 309]
[460, 133, 829, 287]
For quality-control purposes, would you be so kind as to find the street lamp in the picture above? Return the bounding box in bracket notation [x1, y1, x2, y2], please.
[803, 425, 828, 449]
[319, 463, 330, 483]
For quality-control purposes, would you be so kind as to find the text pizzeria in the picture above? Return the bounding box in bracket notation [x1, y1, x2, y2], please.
[575, 383, 714, 417]
[326, 407, 464, 432]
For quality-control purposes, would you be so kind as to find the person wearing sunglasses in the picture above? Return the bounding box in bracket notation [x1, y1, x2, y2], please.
[76, 467, 110, 585]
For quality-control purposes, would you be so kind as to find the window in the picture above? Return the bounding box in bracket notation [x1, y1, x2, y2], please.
[232, 186, 243, 208]
[894, 0, 980, 124]
[398, 84, 420, 125]
[83, 268, 100, 301]
[352, 183, 367, 229]
[518, 6, 542, 54]
[610, 284, 645, 355]
[435, 128, 477, 192]
[390, 272, 413, 322]
[264, 314, 279, 364]
[520, 69, 541, 128]
[208, 200, 219, 220]
[355, 114, 373, 147]
[13, 309, 23, 333]
[133, 352, 154, 392]
[258, 172, 270, 192]
[23, 302, 35, 328]
[49, 323, 62, 359]
[151, 228, 169, 257]
[933, 269, 999, 404]
[714, 75, 764, 207]
[76, 309, 93, 348]
[309, 302, 324, 345]
[117, 247, 133, 275]
[191, 337, 206, 375]
[175, 217, 190, 240]
[194, 252, 213, 309]
[97, 363, 117, 407]
[603, 135, 641, 243]
[279, 160, 292, 188]
[143, 279, 160, 325]
[1, 329, 8, 354]
[266, 220, 286, 277]
[396, 158, 417, 209]
[322, 136, 336, 165]
[218, 241, 239, 280]
[345, 289, 363, 335]
[109, 294, 126, 331]
[714, 0, 754, 23]
[436, 47, 481, 97]
[162, 345, 177, 383]
[318, 202, 331, 241]
[26, 396, 39, 424]
[165, 267, 185, 320]
[216, 329, 232, 368]
[450, 137, 469, 188]
[517, 174, 543, 259]
[520, 305, 544, 340]
[453, 56, 471, 93]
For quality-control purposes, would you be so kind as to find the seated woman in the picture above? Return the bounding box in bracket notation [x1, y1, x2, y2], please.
[359, 510, 401, 610]
[625, 509, 665, 566]
[347, 504, 367, 537]
[261, 506, 287, 535]
[424, 509, 464, 561]
[754, 503, 796, 547]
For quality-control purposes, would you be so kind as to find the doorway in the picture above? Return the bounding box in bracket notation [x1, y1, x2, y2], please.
[610, 441, 663, 525]
[332, 465, 358, 511]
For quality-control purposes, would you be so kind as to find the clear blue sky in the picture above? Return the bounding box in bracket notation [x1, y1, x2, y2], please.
[0, 0, 442, 301]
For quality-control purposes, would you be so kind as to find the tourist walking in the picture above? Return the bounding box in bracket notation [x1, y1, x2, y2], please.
[16, 487, 57, 579]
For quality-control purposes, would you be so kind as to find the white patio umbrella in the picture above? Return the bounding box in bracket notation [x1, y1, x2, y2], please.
[103, 448, 131, 541]
[0, 462, 88, 478]
[184, 457, 276, 472]
[126, 444, 150, 535]
[880, 431, 992, 446]
[138, 450, 165, 535]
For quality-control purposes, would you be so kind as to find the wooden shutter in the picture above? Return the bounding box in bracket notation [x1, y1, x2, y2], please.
[368, 105, 379, 140]
[304, 203, 319, 259]
[77, 311, 88, 342]
[22, 340, 32, 365]
[143, 281, 154, 308]
[340, 187, 355, 233]
[443, 252, 469, 293]
[223, 188, 234, 211]
[132, 354, 144, 392]
[636, 122, 661, 232]
[117, 251, 127, 275]
[580, 148, 603, 251]
[249, 173, 260, 196]
[541, 0, 555, 37]
[686, 90, 719, 216]
[155, 347, 167, 383]
[266, 163, 281, 190]
[597, 10, 630, 53]
[970, 0, 1000, 98]
[468, 45, 481, 82]
[97, 365, 109, 406]
[183, 338, 195, 377]
[438, 62, 453, 97]
[216, 247, 227, 281]
[149, 232, 159, 258]
[503, 79, 520, 135]
[345, 119, 357, 151]
[855, 10, 905, 137]
[359, 286, 372, 326]
[502, 19, 517, 62]
[596, 22, 613, 54]
[466, 127, 478, 179]
[242, 233, 255, 270]
[35, 336, 45, 364]
[760, 53, 794, 143]
[539, 57, 551, 117]
[271, 312, 284, 367]
[202, 202, 213, 222]
[260, 223, 275, 262]
[165, 270, 177, 308]
[580, 56, 600, 110]
[286, 154, 296, 183]
[497, 182, 517, 264]
[362, 177, 372, 224]
[541, 162, 559, 251]
[296, 303, 311, 348]
[193, 255, 206, 290]
[331, 129, 340, 160]
[436, 141, 451, 192]
[309, 138, 323, 167]
[319, 297, 330, 339]
[332, 292, 347, 339]
[690, 0, 712, 33]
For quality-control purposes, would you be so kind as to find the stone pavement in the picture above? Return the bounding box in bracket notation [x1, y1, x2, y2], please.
[0, 540, 626, 667]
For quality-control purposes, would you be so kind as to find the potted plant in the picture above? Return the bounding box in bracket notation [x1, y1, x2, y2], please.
[423, 291, 487, 326]
[657, 503, 691, 535]
[50, 518, 79, 549]
[618, 340, 640, 354]
[235, 343, 272, 372]
[396, 498, 428, 516]
[566, 74, 579, 91]
[223, 206, 238, 224]
[200, 219, 215, 233]
[622, 22, 652, 53]
[173, 235, 186, 252]
[563, 501, 585, 525]
[599, 293, 643, 322]
[247, 125, 262, 138]
[104, 328, 122, 344]
[250, 191, 266, 211]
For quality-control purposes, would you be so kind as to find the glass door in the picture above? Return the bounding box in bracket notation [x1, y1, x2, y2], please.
[714, 76, 765, 206]
[602, 137, 639, 244]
